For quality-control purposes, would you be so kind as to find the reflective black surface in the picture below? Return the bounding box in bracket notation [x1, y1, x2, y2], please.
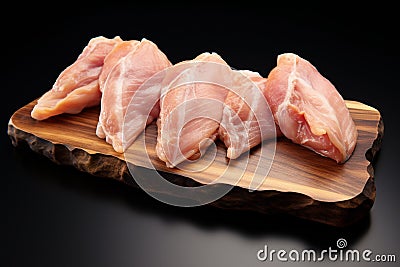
[2, 5, 398, 266]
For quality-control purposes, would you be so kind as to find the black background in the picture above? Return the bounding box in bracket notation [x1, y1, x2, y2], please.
[2, 4, 399, 266]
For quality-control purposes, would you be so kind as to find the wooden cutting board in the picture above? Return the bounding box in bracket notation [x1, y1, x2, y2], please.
[7, 99, 383, 227]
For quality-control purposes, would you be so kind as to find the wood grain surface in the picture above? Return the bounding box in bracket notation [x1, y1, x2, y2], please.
[8, 99, 383, 226]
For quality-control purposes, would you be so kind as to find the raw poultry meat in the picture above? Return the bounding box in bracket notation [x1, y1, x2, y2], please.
[96, 39, 140, 140]
[264, 53, 358, 163]
[96, 38, 172, 153]
[98, 40, 140, 92]
[218, 70, 279, 159]
[156, 52, 231, 168]
[30, 34, 356, 165]
[31, 36, 122, 120]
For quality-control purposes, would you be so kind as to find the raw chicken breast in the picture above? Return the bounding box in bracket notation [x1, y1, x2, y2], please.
[156, 52, 230, 168]
[31, 36, 122, 120]
[98, 40, 140, 92]
[218, 70, 279, 159]
[97, 38, 172, 153]
[264, 53, 358, 163]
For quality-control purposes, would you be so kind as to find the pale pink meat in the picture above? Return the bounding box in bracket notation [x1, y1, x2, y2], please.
[264, 53, 358, 163]
[156, 52, 231, 168]
[218, 70, 280, 159]
[31, 36, 122, 120]
[97, 38, 172, 153]
[98, 40, 140, 92]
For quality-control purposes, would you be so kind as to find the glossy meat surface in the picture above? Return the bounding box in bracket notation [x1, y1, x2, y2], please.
[31, 36, 122, 120]
[264, 53, 358, 163]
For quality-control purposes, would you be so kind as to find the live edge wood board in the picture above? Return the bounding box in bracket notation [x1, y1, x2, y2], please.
[8, 100, 383, 227]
